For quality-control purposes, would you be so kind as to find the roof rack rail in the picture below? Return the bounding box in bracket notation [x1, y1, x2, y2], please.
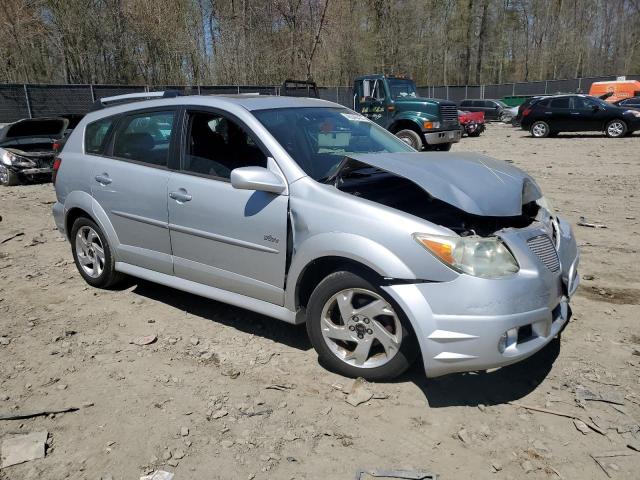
[89, 90, 183, 111]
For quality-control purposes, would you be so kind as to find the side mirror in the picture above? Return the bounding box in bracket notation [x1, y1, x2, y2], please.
[591, 104, 600, 112]
[230, 166, 286, 194]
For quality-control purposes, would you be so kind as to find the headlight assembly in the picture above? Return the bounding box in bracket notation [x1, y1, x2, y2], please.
[413, 233, 519, 278]
[0, 149, 35, 167]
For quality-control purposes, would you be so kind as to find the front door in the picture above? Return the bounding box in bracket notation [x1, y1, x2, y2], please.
[90, 109, 177, 274]
[357, 79, 388, 127]
[546, 97, 572, 131]
[167, 110, 289, 305]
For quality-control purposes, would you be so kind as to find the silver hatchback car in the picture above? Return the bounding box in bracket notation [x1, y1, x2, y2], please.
[52, 92, 579, 380]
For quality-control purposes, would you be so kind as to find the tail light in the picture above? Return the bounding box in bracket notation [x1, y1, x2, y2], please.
[52, 157, 62, 185]
[52, 141, 61, 152]
[522, 108, 532, 117]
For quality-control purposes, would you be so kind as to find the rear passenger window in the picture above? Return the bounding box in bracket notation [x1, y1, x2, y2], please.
[550, 98, 570, 108]
[112, 111, 174, 166]
[85, 118, 114, 155]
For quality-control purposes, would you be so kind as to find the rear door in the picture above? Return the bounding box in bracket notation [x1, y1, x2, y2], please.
[546, 97, 571, 131]
[167, 108, 289, 305]
[89, 109, 177, 274]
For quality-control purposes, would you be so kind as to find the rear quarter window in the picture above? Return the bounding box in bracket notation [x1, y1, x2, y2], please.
[85, 117, 115, 154]
[550, 97, 570, 109]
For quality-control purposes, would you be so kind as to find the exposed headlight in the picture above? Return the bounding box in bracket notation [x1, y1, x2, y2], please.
[0, 149, 35, 167]
[624, 110, 640, 118]
[413, 233, 519, 278]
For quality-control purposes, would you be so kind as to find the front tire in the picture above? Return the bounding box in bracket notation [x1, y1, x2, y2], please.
[0, 165, 20, 186]
[306, 271, 418, 381]
[395, 129, 423, 150]
[71, 217, 123, 288]
[605, 119, 627, 138]
[531, 121, 550, 138]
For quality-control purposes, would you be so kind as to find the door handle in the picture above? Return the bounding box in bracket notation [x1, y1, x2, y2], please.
[94, 173, 112, 185]
[169, 189, 192, 203]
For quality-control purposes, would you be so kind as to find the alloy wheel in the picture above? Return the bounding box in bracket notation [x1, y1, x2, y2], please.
[532, 122, 547, 137]
[320, 288, 402, 368]
[607, 121, 624, 137]
[75, 226, 105, 278]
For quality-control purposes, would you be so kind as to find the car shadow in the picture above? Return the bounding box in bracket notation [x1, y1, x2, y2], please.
[402, 336, 561, 407]
[126, 279, 312, 352]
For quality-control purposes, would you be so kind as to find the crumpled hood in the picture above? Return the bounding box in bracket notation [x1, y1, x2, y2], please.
[346, 152, 542, 217]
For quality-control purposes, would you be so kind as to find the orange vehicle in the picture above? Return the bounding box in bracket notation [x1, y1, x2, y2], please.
[589, 80, 640, 103]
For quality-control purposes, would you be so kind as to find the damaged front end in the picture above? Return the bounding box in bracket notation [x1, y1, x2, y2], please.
[0, 147, 57, 180]
[324, 152, 579, 376]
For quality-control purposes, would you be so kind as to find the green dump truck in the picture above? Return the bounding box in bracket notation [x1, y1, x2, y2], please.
[352, 74, 461, 151]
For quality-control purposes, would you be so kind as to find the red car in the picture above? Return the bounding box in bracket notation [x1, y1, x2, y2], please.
[458, 110, 485, 137]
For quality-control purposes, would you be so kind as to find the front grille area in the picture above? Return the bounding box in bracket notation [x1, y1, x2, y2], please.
[527, 234, 560, 272]
[440, 105, 459, 125]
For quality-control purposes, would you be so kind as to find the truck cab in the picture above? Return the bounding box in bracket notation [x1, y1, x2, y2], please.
[353, 74, 461, 151]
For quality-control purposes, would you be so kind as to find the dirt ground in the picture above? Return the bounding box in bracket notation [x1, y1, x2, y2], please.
[1, 124, 639, 480]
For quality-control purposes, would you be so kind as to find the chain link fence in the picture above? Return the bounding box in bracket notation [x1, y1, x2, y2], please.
[1, 75, 639, 122]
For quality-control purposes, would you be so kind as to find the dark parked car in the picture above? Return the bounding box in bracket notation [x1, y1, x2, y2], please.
[0, 117, 68, 186]
[613, 96, 640, 111]
[520, 94, 640, 138]
[512, 96, 549, 126]
[458, 99, 508, 121]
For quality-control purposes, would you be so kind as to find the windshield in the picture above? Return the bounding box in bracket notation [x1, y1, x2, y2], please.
[253, 107, 414, 181]
[388, 79, 417, 99]
[495, 100, 508, 108]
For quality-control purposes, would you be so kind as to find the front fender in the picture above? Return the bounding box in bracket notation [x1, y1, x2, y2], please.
[61, 190, 121, 254]
[391, 111, 437, 130]
[284, 232, 415, 311]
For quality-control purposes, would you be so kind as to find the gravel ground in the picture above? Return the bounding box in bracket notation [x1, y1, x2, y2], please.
[0, 124, 639, 480]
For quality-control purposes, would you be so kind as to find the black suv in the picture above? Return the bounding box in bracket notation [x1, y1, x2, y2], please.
[520, 94, 640, 138]
[458, 99, 508, 121]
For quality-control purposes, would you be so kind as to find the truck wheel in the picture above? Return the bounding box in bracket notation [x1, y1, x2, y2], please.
[0, 165, 20, 186]
[605, 119, 627, 138]
[395, 129, 423, 150]
[306, 270, 418, 381]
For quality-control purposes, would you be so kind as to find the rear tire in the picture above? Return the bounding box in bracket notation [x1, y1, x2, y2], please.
[395, 129, 423, 151]
[0, 166, 20, 186]
[530, 121, 550, 138]
[468, 131, 481, 137]
[71, 217, 123, 289]
[306, 270, 418, 381]
[605, 119, 627, 138]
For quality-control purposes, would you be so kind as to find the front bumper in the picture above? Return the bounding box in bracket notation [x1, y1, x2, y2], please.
[423, 129, 461, 145]
[383, 218, 579, 377]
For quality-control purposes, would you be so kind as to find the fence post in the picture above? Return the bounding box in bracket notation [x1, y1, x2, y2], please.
[197, 85, 201, 95]
[544, 80, 548, 94]
[577, 77, 582, 93]
[465, 85, 468, 99]
[89, 84, 95, 102]
[446, 85, 449, 100]
[512, 83, 515, 96]
[23, 84, 32, 119]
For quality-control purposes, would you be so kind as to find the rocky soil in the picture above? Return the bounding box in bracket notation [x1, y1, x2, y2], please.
[0, 124, 639, 479]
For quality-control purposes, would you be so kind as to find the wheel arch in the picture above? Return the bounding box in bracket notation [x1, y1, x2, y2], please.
[284, 233, 417, 313]
[61, 190, 120, 250]
[389, 118, 423, 135]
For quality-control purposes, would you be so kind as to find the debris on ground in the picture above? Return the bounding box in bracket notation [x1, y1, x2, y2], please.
[575, 387, 625, 406]
[0, 405, 87, 420]
[1, 431, 48, 468]
[131, 335, 158, 346]
[354, 468, 437, 479]
[345, 378, 374, 407]
[509, 402, 605, 435]
[140, 471, 174, 480]
[574, 419, 591, 435]
[0, 232, 24, 244]
[577, 216, 607, 228]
